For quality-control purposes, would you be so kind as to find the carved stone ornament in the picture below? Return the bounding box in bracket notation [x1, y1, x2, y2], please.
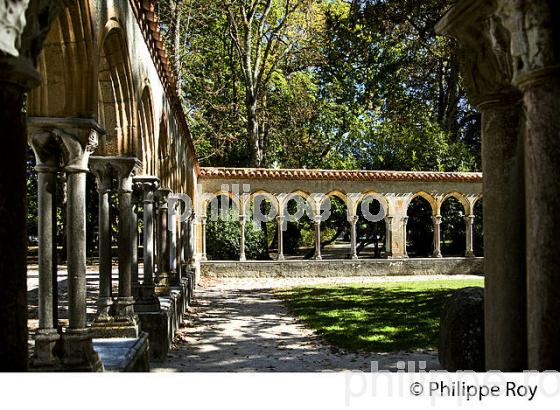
[0, 0, 30, 57]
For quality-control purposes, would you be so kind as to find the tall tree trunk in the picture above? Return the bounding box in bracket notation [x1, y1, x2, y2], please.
[247, 94, 260, 167]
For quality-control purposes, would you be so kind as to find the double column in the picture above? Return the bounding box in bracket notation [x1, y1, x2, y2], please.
[437, 2, 527, 370]
[28, 118, 104, 371]
[90, 157, 141, 338]
[432, 214, 443, 258]
[155, 188, 172, 294]
[133, 176, 161, 311]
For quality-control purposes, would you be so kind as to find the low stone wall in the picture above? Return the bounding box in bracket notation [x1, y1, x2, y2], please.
[201, 257, 484, 278]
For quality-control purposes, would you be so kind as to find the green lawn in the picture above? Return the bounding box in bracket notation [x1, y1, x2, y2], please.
[277, 279, 484, 353]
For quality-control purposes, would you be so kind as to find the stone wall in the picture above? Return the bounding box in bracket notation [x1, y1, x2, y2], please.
[201, 258, 484, 278]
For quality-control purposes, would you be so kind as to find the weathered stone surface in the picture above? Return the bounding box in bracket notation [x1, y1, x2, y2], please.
[201, 258, 483, 278]
[439, 287, 485, 371]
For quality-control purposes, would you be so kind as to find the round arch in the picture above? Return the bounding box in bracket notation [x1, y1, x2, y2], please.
[28, 1, 96, 117]
[139, 85, 155, 175]
[97, 25, 137, 156]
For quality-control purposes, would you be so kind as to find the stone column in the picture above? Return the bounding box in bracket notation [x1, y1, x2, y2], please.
[200, 216, 208, 261]
[402, 216, 409, 258]
[239, 214, 247, 261]
[52, 121, 103, 371]
[432, 214, 443, 258]
[385, 216, 393, 258]
[0, 0, 69, 372]
[437, 1, 527, 370]
[113, 158, 141, 334]
[350, 215, 358, 260]
[313, 215, 322, 260]
[133, 176, 160, 311]
[168, 200, 179, 285]
[29, 130, 60, 366]
[276, 216, 285, 261]
[498, 0, 560, 370]
[465, 214, 475, 257]
[131, 194, 140, 289]
[89, 158, 114, 323]
[156, 188, 171, 292]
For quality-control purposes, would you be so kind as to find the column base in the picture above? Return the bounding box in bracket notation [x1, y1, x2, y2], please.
[351, 254, 359, 260]
[433, 252, 443, 258]
[134, 284, 161, 312]
[31, 329, 61, 368]
[465, 251, 476, 258]
[277, 254, 285, 261]
[60, 329, 103, 372]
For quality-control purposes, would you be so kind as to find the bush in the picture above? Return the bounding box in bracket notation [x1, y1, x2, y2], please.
[205, 208, 269, 260]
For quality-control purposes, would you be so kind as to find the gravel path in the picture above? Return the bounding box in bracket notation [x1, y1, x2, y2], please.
[150, 276, 475, 372]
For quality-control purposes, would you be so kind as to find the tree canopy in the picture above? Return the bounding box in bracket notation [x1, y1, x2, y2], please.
[157, 0, 481, 171]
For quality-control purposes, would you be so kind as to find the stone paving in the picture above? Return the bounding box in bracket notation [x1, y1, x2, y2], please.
[150, 276, 477, 372]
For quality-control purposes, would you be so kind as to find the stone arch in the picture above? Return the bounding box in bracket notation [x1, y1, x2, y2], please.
[138, 85, 155, 175]
[250, 190, 280, 215]
[440, 191, 470, 215]
[96, 23, 137, 156]
[28, 0, 96, 117]
[407, 191, 437, 214]
[157, 114, 169, 184]
[358, 190, 390, 219]
[356, 191, 389, 259]
[322, 190, 348, 209]
[406, 194, 434, 257]
[440, 194, 467, 257]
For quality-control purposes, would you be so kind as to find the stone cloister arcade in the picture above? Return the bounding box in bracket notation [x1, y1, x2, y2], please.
[0, 0, 559, 372]
[196, 168, 483, 265]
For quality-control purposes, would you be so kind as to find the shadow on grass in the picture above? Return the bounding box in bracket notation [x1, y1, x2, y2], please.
[278, 281, 483, 353]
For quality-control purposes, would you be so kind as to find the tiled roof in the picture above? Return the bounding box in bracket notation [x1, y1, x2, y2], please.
[199, 167, 483, 182]
[129, 0, 199, 172]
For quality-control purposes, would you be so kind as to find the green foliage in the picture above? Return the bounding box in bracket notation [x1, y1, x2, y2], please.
[205, 208, 269, 260]
[278, 279, 485, 352]
[158, 0, 481, 172]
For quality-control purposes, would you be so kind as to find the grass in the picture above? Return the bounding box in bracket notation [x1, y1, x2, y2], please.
[277, 279, 484, 353]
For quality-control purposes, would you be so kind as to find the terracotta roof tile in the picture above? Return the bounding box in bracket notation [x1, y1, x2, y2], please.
[199, 167, 482, 183]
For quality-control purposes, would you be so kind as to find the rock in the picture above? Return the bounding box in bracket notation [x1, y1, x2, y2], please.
[439, 286, 485, 371]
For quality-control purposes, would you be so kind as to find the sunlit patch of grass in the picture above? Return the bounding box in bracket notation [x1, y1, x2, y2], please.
[277, 279, 484, 352]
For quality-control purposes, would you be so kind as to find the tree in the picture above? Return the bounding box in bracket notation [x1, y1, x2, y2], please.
[223, 0, 314, 166]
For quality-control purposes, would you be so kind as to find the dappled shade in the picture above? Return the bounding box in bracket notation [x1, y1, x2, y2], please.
[279, 280, 484, 352]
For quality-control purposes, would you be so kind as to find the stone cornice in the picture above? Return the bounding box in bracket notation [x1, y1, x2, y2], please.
[199, 167, 483, 183]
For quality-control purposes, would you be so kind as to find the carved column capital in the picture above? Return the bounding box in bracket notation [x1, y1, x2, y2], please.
[155, 188, 172, 209]
[133, 176, 160, 203]
[28, 128, 61, 173]
[436, 0, 522, 108]
[496, 0, 560, 90]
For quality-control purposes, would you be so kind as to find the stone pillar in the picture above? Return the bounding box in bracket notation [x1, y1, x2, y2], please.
[156, 188, 171, 292]
[0, 0, 69, 372]
[113, 158, 141, 335]
[89, 158, 114, 323]
[313, 215, 322, 260]
[465, 214, 475, 257]
[350, 215, 358, 260]
[432, 214, 443, 258]
[276, 216, 285, 260]
[437, 1, 527, 370]
[200, 216, 208, 261]
[402, 216, 409, 258]
[51, 121, 103, 371]
[131, 195, 140, 288]
[497, 0, 560, 370]
[29, 130, 60, 366]
[133, 176, 160, 311]
[239, 215, 247, 261]
[385, 216, 393, 258]
[169, 201, 178, 284]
